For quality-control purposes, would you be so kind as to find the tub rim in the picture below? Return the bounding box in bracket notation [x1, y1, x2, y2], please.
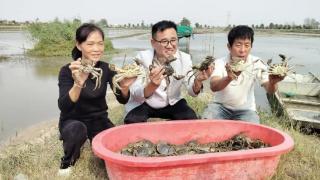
[92, 120, 294, 167]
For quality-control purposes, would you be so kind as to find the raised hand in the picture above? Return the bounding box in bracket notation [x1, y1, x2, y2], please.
[149, 65, 166, 86]
[119, 77, 138, 90]
[69, 58, 89, 87]
[195, 64, 215, 82]
[269, 74, 285, 85]
[225, 63, 239, 80]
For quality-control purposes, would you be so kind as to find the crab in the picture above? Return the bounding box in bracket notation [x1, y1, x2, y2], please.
[186, 55, 215, 84]
[228, 57, 262, 80]
[149, 56, 185, 90]
[78, 58, 103, 90]
[156, 141, 176, 156]
[267, 54, 293, 77]
[121, 139, 155, 157]
[109, 59, 144, 94]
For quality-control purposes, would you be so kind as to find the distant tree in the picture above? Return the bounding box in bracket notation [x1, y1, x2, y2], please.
[180, 17, 191, 26]
[304, 18, 319, 29]
[73, 18, 81, 25]
[259, 24, 265, 29]
[53, 17, 61, 23]
[195, 22, 200, 28]
[269, 23, 275, 29]
[141, 20, 145, 28]
[98, 18, 108, 27]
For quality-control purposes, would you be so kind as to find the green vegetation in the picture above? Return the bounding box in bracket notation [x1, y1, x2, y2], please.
[0, 55, 9, 61]
[1, 92, 320, 179]
[26, 19, 114, 57]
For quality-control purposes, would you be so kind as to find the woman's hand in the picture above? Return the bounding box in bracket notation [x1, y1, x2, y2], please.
[119, 77, 137, 90]
[69, 58, 89, 87]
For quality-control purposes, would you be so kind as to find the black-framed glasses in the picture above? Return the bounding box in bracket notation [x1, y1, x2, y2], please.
[153, 38, 178, 47]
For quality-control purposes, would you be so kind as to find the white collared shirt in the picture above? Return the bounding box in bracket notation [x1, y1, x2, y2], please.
[211, 54, 268, 111]
[125, 49, 198, 115]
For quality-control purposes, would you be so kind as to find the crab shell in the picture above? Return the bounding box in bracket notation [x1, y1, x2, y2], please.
[111, 62, 144, 93]
[230, 60, 248, 72]
[268, 63, 291, 77]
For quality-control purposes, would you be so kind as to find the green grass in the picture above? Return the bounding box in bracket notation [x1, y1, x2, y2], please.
[26, 19, 114, 57]
[1, 92, 319, 179]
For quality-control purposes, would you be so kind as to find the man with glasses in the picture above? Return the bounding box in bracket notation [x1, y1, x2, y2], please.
[124, 20, 213, 124]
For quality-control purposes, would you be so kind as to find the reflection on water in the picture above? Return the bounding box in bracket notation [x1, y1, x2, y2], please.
[0, 30, 320, 143]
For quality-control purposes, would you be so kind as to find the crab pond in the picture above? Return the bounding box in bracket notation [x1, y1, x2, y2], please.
[0, 29, 320, 144]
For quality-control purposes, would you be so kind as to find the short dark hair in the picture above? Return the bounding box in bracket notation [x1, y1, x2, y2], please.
[71, 23, 104, 60]
[151, 20, 177, 39]
[228, 25, 254, 47]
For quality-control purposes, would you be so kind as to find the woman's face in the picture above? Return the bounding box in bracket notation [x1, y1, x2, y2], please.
[76, 31, 104, 62]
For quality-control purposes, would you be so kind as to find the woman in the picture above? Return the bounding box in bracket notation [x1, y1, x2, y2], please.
[57, 23, 135, 175]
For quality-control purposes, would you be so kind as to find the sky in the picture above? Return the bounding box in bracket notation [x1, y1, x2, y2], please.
[1, 0, 319, 26]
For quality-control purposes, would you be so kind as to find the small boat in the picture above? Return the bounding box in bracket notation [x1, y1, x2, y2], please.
[267, 72, 320, 129]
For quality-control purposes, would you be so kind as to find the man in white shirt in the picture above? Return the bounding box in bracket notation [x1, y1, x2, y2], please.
[124, 20, 213, 124]
[202, 25, 284, 123]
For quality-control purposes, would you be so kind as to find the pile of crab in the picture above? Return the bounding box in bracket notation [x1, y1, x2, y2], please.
[120, 133, 269, 157]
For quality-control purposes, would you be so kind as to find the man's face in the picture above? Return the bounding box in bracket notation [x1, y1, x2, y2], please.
[228, 38, 252, 60]
[151, 28, 178, 59]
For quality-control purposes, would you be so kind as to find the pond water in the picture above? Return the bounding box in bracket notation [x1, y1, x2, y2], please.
[0, 30, 319, 143]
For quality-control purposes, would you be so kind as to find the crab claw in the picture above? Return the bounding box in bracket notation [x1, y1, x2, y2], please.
[267, 59, 272, 66]
[279, 54, 286, 61]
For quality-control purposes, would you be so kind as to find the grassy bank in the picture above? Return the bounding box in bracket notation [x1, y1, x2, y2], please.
[1, 92, 319, 179]
[0, 55, 9, 61]
[26, 20, 114, 57]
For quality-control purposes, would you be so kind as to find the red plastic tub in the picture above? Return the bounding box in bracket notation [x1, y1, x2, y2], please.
[92, 120, 294, 180]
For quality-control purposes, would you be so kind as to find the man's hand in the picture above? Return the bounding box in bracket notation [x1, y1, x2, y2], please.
[149, 65, 166, 86]
[269, 74, 285, 85]
[195, 64, 215, 82]
[225, 63, 240, 80]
